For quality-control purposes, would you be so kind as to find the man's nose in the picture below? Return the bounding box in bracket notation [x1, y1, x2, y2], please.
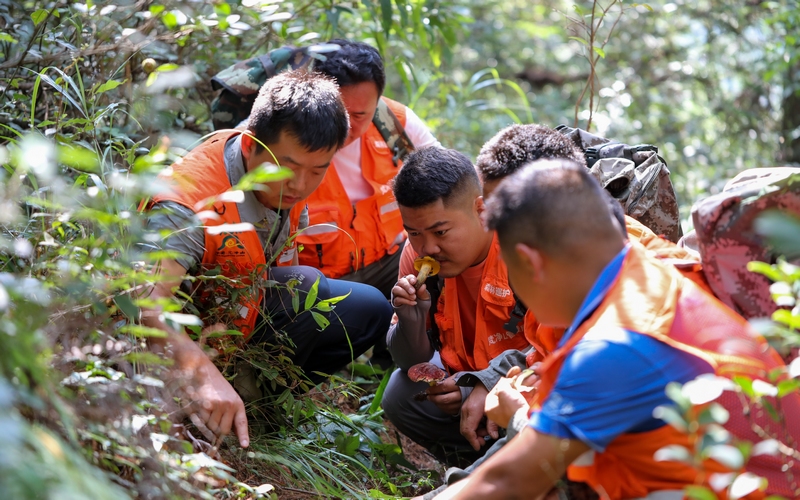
[286, 170, 305, 193]
[421, 238, 440, 257]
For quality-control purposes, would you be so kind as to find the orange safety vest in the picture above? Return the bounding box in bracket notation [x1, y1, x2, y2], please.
[288, 97, 407, 278]
[533, 243, 800, 499]
[435, 236, 533, 374]
[146, 131, 298, 339]
[523, 216, 713, 366]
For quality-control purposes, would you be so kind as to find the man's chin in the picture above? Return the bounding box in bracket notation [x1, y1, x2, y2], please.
[437, 262, 465, 279]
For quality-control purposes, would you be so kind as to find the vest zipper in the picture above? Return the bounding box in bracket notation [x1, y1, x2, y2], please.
[360, 248, 366, 271]
[351, 204, 356, 229]
[316, 244, 324, 268]
[349, 252, 355, 273]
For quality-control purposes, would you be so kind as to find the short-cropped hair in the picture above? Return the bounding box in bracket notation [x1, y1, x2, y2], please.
[249, 71, 349, 152]
[314, 39, 386, 94]
[393, 147, 481, 208]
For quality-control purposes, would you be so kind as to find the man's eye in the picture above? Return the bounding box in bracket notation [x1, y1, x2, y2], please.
[435, 230, 448, 236]
[408, 232, 420, 237]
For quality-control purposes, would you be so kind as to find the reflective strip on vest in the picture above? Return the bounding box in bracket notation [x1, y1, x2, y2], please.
[302, 222, 339, 235]
[380, 200, 399, 215]
[207, 222, 256, 235]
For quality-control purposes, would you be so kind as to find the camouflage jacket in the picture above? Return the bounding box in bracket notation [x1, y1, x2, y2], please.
[210, 45, 414, 165]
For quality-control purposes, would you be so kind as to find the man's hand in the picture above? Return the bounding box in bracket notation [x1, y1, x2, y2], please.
[460, 382, 499, 450]
[484, 365, 540, 429]
[168, 335, 251, 449]
[391, 274, 430, 307]
[179, 357, 250, 448]
[427, 375, 462, 415]
[142, 259, 250, 448]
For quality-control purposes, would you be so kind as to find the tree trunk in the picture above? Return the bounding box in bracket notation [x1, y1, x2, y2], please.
[780, 62, 800, 164]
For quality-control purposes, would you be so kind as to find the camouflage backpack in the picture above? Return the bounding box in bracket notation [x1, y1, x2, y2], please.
[556, 125, 683, 243]
[689, 167, 800, 320]
[210, 44, 414, 165]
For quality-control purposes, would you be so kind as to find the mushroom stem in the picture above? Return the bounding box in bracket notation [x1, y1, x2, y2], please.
[415, 262, 433, 290]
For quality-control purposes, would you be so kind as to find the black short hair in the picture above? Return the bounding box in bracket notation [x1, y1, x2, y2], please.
[393, 147, 481, 208]
[248, 71, 349, 153]
[313, 39, 386, 94]
[476, 124, 587, 182]
[485, 159, 621, 256]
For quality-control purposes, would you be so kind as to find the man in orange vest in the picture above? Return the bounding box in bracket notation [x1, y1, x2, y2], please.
[290, 40, 439, 297]
[382, 147, 533, 467]
[141, 71, 392, 449]
[432, 159, 800, 499]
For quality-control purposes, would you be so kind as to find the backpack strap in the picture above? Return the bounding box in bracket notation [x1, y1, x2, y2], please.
[503, 295, 527, 334]
[425, 275, 444, 351]
[372, 99, 415, 165]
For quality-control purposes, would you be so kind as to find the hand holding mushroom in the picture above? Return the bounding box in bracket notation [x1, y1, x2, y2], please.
[408, 362, 463, 415]
[392, 256, 440, 307]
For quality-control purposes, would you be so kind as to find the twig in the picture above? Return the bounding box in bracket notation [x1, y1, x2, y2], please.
[0, 6, 55, 104]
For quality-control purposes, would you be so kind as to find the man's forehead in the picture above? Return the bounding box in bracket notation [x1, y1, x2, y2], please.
[400, 200, 472, 229]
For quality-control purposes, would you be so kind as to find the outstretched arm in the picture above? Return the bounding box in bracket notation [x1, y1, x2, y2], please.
[435, 427, 589, 500]
[142, 258, 250, 448]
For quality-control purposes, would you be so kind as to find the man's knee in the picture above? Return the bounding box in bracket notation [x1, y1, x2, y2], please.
[381, 369, 405, 421]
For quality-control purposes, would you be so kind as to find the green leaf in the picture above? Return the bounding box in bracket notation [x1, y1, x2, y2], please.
[754, 211, 800, 258]
[705, 444, 744, 469]
[31, 9, 48, 26]
[291, 290, 300, 314]
[732, 375, 755, 398]
[593, 46, 606, 59]
[747, 261, 784, 282]
[304, 275, 320, 311]
[380, 0, 393, 33]
[93, 79, 126, 94]
[162, 11, 177, 29]
[58, 145, 99, 172]
[114, 294, 140, 320]
[569, 36, 588, 46]
[772, 309, 800, 329]
[0, 33, 18, 44]
[369, 368, 393, 414]
[685, 486, 719, 500]
[118, 324, 168, 338]
[652, 405, 688, 432]
[311, 311, 330, 330]
[653, 444, 691, 463]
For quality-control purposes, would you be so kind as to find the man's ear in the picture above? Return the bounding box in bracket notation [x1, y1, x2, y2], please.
[515, 243, 545, 282]
[474, 195, 485, 214]
[240, 131, 255, 162]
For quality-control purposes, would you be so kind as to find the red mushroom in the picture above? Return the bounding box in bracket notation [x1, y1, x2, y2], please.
[408, 362, 447, 386]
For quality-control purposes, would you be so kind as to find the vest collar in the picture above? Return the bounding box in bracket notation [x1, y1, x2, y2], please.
[557, 244, 630, 349]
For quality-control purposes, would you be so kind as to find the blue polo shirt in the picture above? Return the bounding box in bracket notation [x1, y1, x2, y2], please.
[528, 245, 713, 452]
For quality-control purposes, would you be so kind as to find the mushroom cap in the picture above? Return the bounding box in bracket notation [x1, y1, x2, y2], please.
[413, 256, 440, 275]
[407, 362, 447, 384]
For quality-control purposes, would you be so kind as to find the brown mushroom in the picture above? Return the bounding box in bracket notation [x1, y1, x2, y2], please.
[413, 256, 440, 290]
[408, 362, 447, 386]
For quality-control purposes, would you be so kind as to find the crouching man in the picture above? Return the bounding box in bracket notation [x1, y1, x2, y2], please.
[434, 159, 800, 499]
[382, 147, 533, 467]
[141, 71, 392, 448]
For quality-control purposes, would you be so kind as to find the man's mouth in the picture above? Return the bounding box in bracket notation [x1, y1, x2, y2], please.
[281, 195, 301, 205]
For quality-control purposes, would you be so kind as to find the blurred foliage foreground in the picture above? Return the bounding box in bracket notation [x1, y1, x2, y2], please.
[1, 0, 800, 498]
